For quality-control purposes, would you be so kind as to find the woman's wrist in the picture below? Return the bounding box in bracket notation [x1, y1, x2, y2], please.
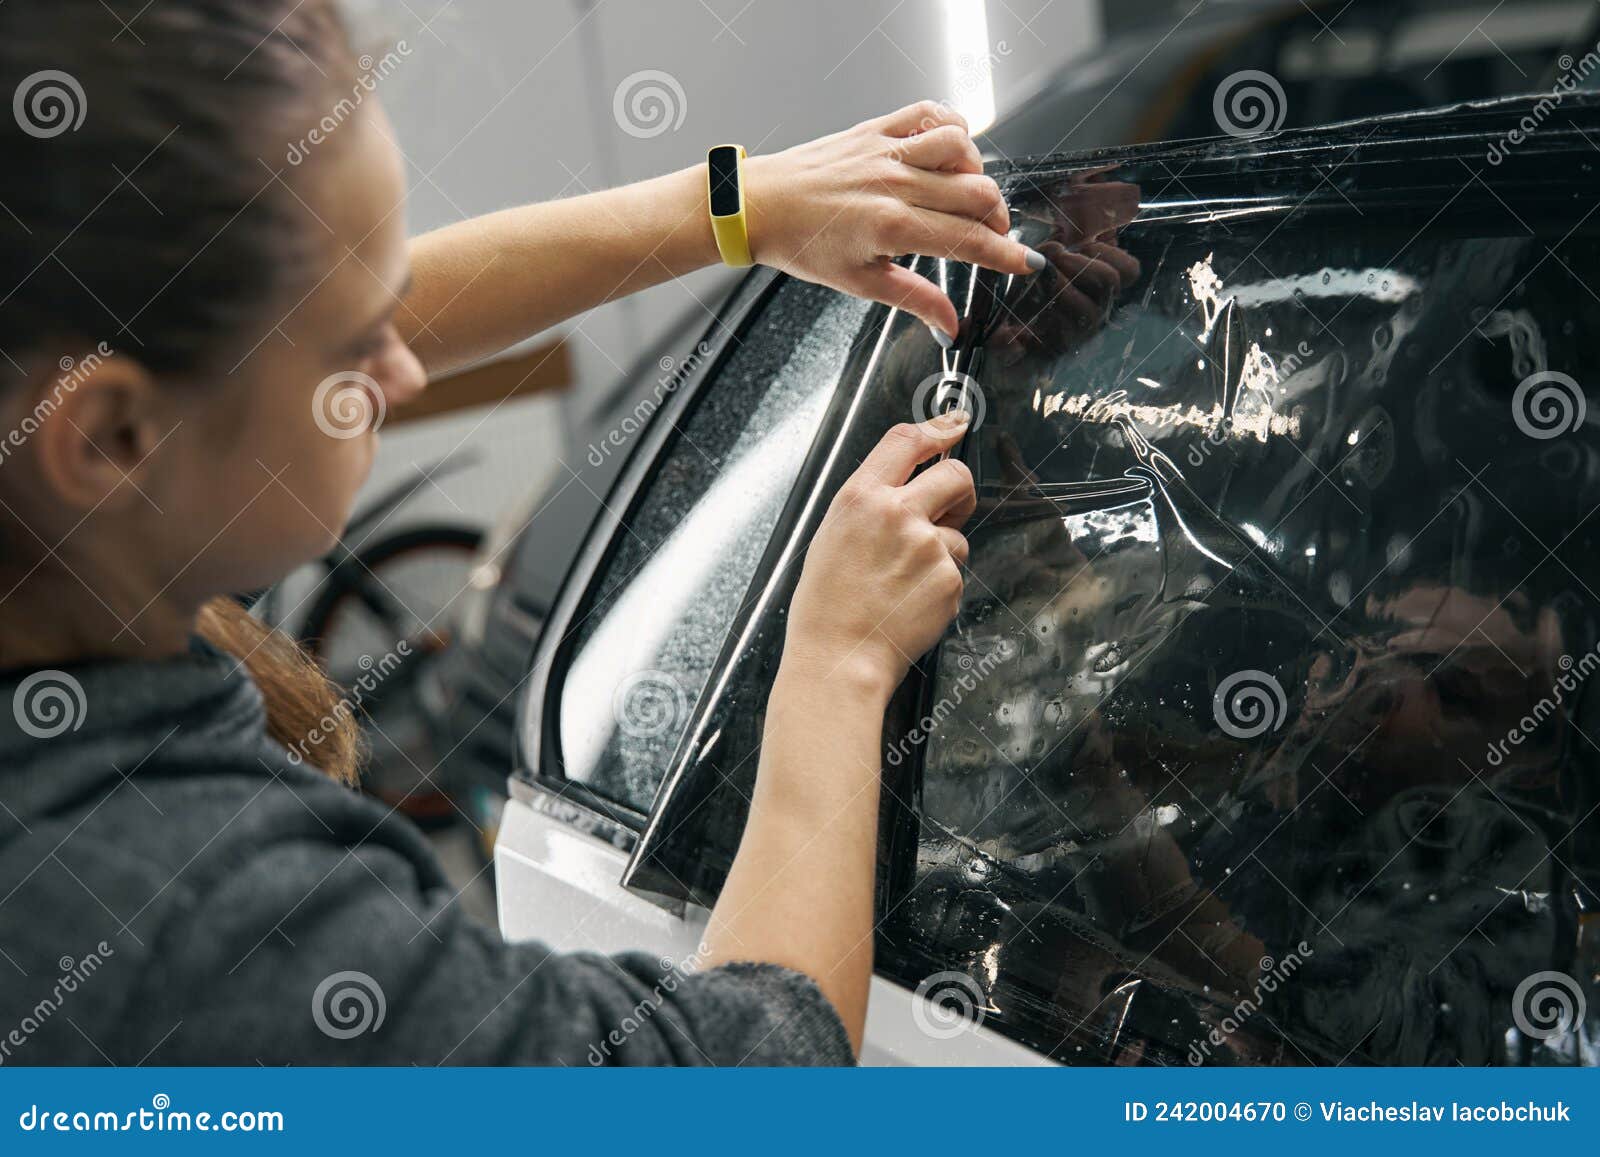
[688, 149, 780, 269]
[662, 162, 722, 270]
[774, 635, 899, 710]
[739, 151, 780, 267]
[761, 649, 892, 808]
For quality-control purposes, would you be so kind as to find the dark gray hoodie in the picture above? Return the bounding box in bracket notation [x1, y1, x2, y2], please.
[0, 642, 851, 1066]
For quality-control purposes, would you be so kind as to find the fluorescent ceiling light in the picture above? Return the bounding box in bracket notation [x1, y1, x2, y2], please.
[942, 0, 996, 134]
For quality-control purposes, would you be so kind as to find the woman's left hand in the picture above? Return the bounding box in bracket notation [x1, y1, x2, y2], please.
[743, 101, 1043, 340]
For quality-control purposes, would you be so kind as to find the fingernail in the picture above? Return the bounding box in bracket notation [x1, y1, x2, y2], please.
[1023, 246, 1047, 273]
[929, 325, 954, 349]
[934, 409, 971, 429]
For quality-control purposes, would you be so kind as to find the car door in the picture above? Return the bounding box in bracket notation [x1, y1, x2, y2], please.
[506, 92, 1600, 1066]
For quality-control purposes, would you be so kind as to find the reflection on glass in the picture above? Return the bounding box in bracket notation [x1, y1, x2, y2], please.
[896, 121, 1600, 1065]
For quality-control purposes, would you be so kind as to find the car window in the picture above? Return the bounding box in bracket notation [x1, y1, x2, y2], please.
[555, 281, 873, 814]
[621, 298, 940, 900]
[888, 99, 1600, 1065]
[626, 95, 1600, 1065]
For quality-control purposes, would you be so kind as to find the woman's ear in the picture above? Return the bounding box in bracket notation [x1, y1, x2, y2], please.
[16, 348, 171, 514]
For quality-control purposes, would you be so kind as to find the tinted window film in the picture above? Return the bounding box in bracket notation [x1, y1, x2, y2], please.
[619, 98, 1600, 1066]
[886, 98, 1600, 1065]
[556, 282, 871, 813]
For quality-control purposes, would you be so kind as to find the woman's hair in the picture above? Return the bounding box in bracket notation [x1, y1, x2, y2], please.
[0, 0, 365, 784]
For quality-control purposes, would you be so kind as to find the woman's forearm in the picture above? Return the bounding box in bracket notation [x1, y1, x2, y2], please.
[400, 103, 1041, 377]
[400, 164, 717, 375]
[700, 413, 975, 1056]
[700, 651, 894, 1056]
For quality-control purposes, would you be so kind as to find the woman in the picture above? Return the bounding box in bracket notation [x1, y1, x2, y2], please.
[0, 1, 1044, 1064]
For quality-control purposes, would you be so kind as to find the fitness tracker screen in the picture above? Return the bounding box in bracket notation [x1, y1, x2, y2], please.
[708, 145, 741, 217]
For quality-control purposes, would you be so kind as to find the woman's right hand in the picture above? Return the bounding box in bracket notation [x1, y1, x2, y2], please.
[783, 411, 977, 698]
[713, 412, 976, 1050]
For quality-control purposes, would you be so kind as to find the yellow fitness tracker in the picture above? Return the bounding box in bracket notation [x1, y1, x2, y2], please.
[707, 144, 753, 267]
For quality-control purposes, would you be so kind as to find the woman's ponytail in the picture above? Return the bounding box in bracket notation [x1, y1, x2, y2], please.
[197, 597, 364, 786]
